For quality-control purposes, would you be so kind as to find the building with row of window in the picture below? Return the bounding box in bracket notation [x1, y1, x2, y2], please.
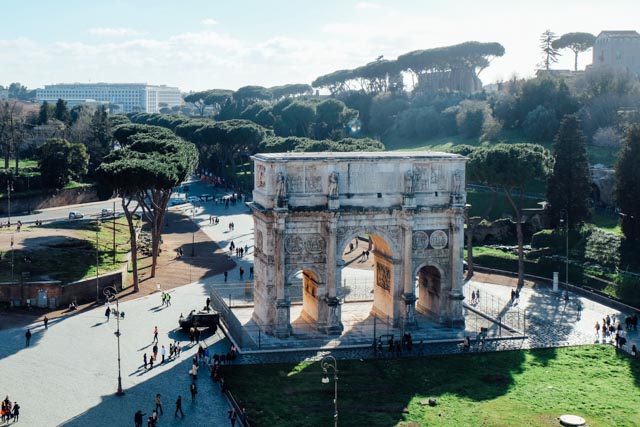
[35, 83, 183, 113]
[592, 30, 640, 77]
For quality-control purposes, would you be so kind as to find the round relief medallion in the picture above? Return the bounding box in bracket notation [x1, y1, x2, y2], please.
[284, 236, 304, 254]
[429, 230, 448, 249]
[412, 231, 429, 251]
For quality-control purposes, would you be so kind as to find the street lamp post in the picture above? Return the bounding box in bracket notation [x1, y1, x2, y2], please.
[104, 286, 125, 396]
[96, 228, 100, 303]
[559, 210, 569, 300]
[321, 355, 339, 427]
[6, 177, 13, 226]
[191, 206, 196, 257]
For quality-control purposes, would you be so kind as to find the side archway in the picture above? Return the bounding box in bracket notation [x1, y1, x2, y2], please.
[414, 264, 444, 317]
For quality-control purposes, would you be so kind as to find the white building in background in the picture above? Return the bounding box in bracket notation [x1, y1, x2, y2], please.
[35, 83, 182, 113]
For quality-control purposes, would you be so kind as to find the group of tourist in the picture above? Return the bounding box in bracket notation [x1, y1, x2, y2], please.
[1, 396, 19, 423]
[160, 292, 172, 307]
[594, 314, 630, 348]
[470, 289, 481, 305]
[373, 333, 414, 357]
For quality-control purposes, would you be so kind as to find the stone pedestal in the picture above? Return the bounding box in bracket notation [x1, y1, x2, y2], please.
[402, 195, 416, 208]
[447, 292, 465, 327]
[328, 196, 339, 211]
[274, 199, 288, 212]
[319, 296, 343, 335]
[402, 292, 418, 329]
[275, 298, 292, 338]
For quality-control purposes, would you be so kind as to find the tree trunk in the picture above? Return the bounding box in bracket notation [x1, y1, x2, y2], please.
[466, 217, 475, 278]
[149, 189, 170, 278]
[504, 186, 525, 287]
[122, 197, 139, 292]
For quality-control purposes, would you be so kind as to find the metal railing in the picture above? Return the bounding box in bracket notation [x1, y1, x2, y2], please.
[463, 285, 527, 334]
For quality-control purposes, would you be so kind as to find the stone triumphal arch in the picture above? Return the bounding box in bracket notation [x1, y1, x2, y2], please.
[248, 152, 467, 337]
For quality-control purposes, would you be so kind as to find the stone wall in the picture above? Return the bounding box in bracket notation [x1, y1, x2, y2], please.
[0, 269, 124, 308]
[0, 185, 101, 215]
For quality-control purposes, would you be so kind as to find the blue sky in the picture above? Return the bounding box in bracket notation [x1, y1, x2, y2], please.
[1, 0, 638, 92]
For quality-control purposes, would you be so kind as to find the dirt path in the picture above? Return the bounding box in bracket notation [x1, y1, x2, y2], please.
[0, 210, 234, 329]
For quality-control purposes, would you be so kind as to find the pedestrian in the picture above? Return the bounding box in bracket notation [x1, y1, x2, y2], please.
[594, 321, 600, 339]
[191, 363, 199, 380]
[195, 328, 201, 343]
[134, 410, 144, 427]
[153, 326, 158, 343]
[239, 267, 244, 279]
[155, 394, 163, 415]
[143, 353, 148, 370]
[189, 327, 195, 344]
[44, 315, 49, 329]
[190, 382, 198, 401]
[228, 408, 237, 426]
[511, 289, 515, 301]
[206, 297, 211, 309]
[250, 266, 254, 278]
[174, 395, 184, 418]
[105, 306, 111, 321]
[244, 244, 248, 254]
[150, 409, 158, 426]
[161, 345, 166, 363]
[11, 402, 19, 422]
[166, 293, 171, 306]
[25, 328, 31, 346]
[224, 271, 228, 282]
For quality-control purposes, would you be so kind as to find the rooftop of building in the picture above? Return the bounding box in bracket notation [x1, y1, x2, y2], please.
[597, 30, 640, 39]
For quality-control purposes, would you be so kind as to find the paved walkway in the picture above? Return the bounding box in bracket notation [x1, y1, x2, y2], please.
[1, 177, 637, 426]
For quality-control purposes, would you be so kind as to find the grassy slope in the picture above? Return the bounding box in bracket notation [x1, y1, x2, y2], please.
[227, 346, 640, 427]
[0, 217, 133, 282]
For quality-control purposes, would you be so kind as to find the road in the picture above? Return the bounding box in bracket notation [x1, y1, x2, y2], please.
[5, 178, 207, 225]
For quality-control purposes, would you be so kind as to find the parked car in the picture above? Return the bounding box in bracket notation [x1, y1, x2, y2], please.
[179, 309, 219, 332]
[187, 196, 200, 203]
[170, 198, 187, 206]
[100, 208, 114, 217]
[68, 211, 84, 220]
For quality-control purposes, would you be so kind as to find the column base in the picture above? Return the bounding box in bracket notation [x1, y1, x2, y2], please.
[402, 292, 418, 329]
[275, 298, 292, 338]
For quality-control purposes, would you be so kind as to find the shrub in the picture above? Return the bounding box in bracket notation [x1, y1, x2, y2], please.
[456, 101, 486, 138]
[592, 126, 622, 148]
[523, 105, 559, 142]
[439, 106, 459, 136]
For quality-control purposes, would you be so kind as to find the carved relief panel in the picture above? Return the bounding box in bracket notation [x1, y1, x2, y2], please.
[376, 263, 391, 292]
[256, 165, 266, 188]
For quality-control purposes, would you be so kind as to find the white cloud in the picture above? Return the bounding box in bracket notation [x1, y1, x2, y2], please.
[355, 2, 383, 9]
[201, 18, 218, 26]
[88, 27, 144, 37]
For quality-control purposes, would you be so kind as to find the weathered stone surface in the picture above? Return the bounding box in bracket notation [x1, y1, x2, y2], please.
[249, 152, 467, 336]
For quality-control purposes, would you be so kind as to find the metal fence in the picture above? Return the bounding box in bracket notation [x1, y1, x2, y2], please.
[464, 284, 527, 334]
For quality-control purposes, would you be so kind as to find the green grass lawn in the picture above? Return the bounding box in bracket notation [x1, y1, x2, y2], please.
[0, 157, 39, 170]
[0, 217, 134, 282]
[592, 211, 622, 235]
[226, 346, 640, 427]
